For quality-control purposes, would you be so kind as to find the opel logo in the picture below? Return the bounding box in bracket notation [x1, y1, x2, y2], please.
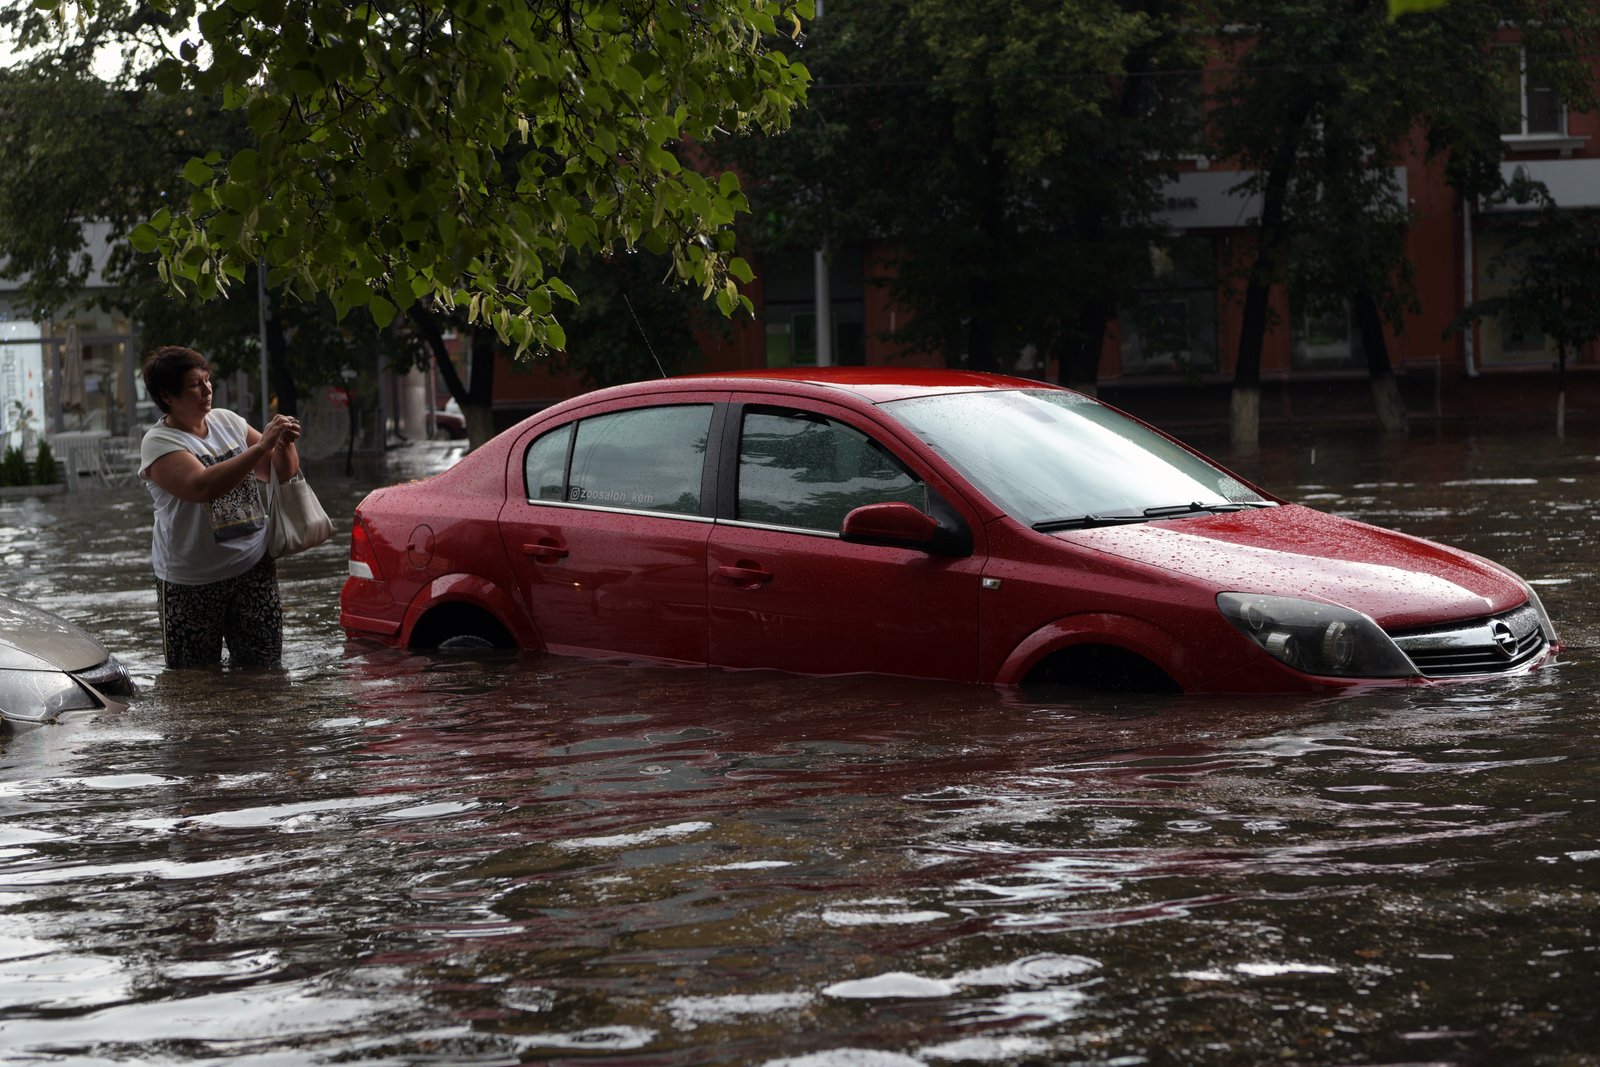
[1490, 621, 1519, 659]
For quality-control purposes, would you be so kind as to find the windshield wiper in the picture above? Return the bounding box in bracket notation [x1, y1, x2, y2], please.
[1033, 501, 1265, 532]
[1032, 513, 1149, 532]
[1142, 501, 1247, 519]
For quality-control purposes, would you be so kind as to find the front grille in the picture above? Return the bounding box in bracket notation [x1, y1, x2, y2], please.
[1391, 603, 1547, 678]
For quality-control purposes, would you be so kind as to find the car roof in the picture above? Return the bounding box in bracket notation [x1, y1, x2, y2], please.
[638, 366, 1060, 404]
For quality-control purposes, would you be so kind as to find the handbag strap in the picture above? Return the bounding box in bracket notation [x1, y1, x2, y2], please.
[267, 464, 303, 491]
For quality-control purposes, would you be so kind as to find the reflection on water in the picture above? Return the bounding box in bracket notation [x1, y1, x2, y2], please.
[1, 433, 1597, 1065]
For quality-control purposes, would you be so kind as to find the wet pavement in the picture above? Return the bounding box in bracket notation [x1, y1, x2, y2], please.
[0, 428, 1596, 1065]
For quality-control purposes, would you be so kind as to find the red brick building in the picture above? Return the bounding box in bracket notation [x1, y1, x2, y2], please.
[487, 33, 1600, 436]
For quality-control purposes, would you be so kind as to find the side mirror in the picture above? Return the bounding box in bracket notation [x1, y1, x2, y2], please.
[840, 502, 942, 551]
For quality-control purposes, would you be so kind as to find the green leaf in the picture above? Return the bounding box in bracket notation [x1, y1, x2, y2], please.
[338, 276, 372, 308]
[230, 148, 261, 182]
[369, 295, 398, 328]
[613, 62, 644, 97]
[728, 257, 754, 284]
[152, 60, 184, 94]
[128, 223, 160, 253]
[642, 145, 681, 174]
[182, 157, 214, 186]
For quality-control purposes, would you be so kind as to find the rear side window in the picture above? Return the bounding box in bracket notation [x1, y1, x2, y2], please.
[737, 408, 925, 531]
[525, 425, 571, 501]
[524, 405, 712, 516]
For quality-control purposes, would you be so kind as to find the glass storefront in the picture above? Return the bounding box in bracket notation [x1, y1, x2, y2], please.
[0, 293, 140, 453]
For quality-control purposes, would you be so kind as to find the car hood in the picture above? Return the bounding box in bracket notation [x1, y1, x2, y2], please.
[1063, 504, 1525, 630]
[0, 595, 109, 673]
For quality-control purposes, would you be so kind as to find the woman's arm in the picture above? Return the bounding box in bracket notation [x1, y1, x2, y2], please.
[251, 415, 301, 482]
[147, 416, 295, 503]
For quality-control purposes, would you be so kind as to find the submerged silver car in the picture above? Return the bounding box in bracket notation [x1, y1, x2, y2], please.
[0, 595, 135, 726]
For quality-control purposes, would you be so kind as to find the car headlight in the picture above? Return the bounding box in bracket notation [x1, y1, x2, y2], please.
[1517, 580, 1559, 645]
[0, 669, 102, 725]
[1217, 593, 1416, 678]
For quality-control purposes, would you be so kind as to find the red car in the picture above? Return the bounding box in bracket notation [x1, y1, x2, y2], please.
[339, 369, 1557, 693]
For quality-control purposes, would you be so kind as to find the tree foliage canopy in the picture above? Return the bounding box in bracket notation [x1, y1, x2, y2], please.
[723, 0, 1200, 375]
[17, 0, 811, 356]
[1211, 0, 1600, 330]
[0, 62, 426, 401]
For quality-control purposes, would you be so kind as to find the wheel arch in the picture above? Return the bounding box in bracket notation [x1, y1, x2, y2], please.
[400, 573, 541, 651]
[995, 613, 1195, 691]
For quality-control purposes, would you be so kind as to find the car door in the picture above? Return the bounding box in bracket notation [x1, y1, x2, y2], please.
[706, 400, 986, 681]
[498, 401, 718, 664]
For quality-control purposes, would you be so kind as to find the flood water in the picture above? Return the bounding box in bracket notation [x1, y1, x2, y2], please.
[1, 428, 1596, 1065]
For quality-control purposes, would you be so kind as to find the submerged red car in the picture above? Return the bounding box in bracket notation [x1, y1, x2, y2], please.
[339, 369, 1557, 693]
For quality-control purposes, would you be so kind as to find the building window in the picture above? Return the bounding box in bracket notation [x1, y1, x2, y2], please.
[1118, 239, 1219, 375]
[1475, 229, 1555, 366]
[1498, 46, 1564, 139]
[1290, 295, 1364, 370]
[761, 248, 866, 367]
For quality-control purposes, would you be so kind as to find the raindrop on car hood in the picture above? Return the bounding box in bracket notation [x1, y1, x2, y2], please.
[1062, 504, 1524, 629]
[0, 595, 109, 673]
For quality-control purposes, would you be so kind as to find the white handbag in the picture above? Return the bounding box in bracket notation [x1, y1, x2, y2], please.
[265, 465, 334, 558]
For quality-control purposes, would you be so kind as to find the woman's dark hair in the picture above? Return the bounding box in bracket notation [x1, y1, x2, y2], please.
[141, 346, 209, 414]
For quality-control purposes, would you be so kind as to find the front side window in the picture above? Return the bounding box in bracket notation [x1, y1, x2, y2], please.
[884, 389, 1266, 528]
[523, 405, 711, 515]
[737, 408, 925, 531]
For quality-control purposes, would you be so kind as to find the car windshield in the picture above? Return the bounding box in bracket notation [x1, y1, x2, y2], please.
[881, 389, 1268, 528]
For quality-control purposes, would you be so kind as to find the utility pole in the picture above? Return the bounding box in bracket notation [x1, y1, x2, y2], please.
[814, 243, 833, 367]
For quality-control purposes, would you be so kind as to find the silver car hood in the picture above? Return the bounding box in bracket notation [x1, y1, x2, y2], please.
[0, 595, 109, 673]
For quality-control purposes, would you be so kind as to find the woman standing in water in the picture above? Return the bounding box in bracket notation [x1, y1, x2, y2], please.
[137, 345, 303, 668]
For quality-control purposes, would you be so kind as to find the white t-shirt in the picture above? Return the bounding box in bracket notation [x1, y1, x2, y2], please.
[139, 408, 267, 585]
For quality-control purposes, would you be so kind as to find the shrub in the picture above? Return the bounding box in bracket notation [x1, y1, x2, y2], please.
[32, 439, 58, 485]
[1, 445, 31, 487]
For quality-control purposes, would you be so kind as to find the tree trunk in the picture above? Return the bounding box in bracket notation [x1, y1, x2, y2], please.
[1557, 342, 1568, 441]
[462, 328, 499, 450]
[1353, 290, 1406, 436]
[1232, 275, 1269, 455]
[265, 312, 297, 419]
[409, 304, 498, 451]
[1232, 93, 1314, 454]
[963, 98, 1006, 373]
[965, 314, 1000, 373]
[1060, 302, 1111, 395]
[1230, 387, 1260, 457]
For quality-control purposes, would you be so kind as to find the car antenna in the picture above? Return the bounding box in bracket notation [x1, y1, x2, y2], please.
[623, 293, 668, 379]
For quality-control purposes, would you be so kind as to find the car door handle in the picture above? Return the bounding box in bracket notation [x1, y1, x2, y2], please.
[522, 540, 569, 562]
[717, 563, 773, 586]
